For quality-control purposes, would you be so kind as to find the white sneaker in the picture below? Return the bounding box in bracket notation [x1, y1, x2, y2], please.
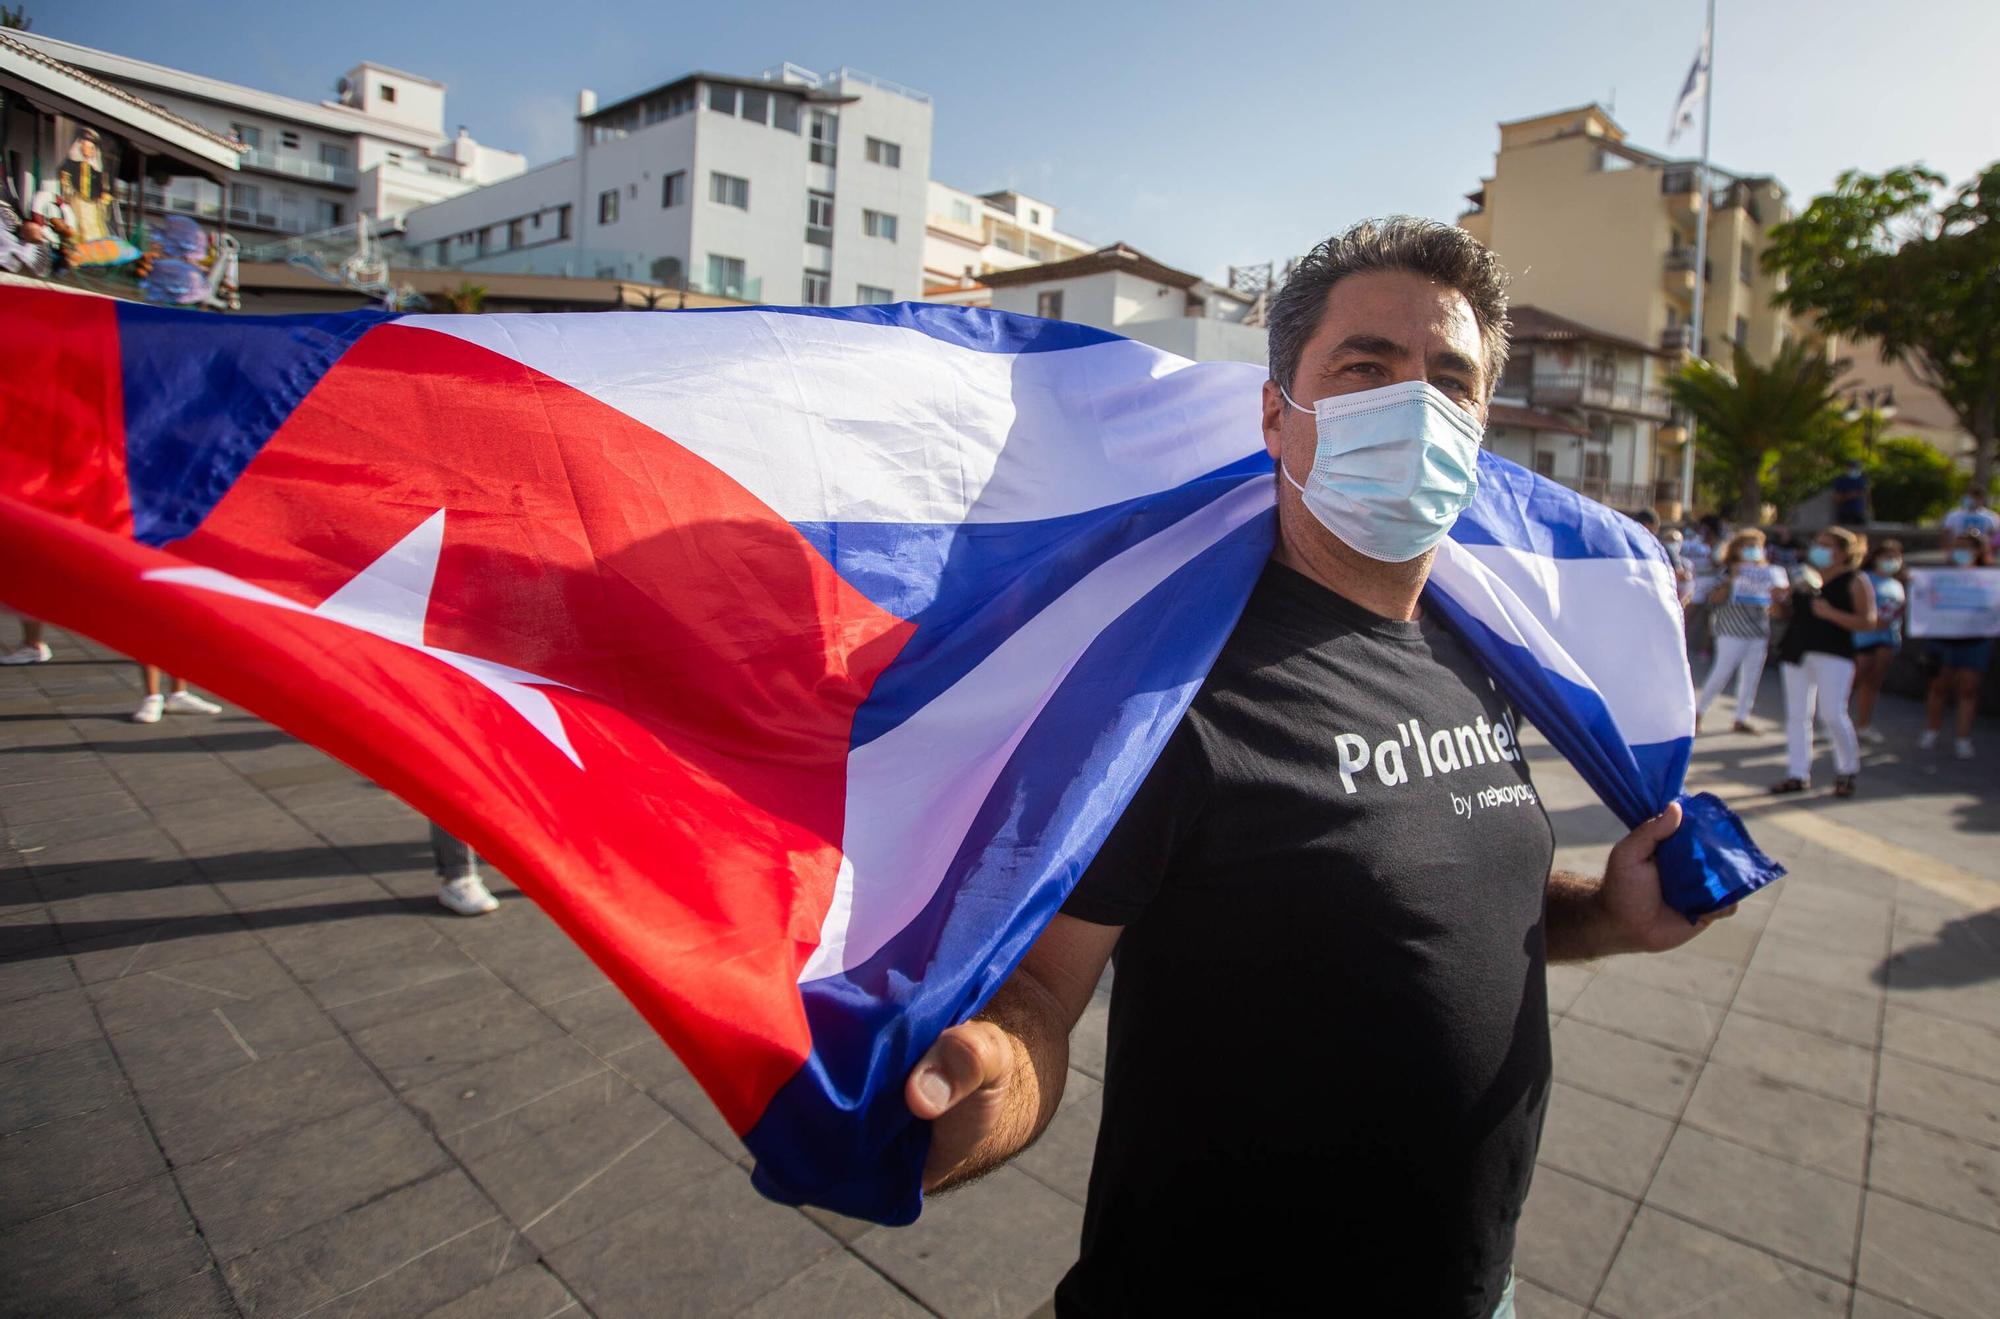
[1856, 727, 1885, 746]
[0, 643, 52, 665]
[1918, 729, 1940, 751]
[438, 875, 499, 916]
[1954, 739, 1976, 761]
[132, 693, 165, 724]
[164, 690, 222, 715]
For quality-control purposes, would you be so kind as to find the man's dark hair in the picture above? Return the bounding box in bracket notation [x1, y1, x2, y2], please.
[1266, 217, 1510, 397]
[1633, 508, 1660, 530]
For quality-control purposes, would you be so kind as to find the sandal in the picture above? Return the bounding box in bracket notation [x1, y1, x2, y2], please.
[1832, 774, 1857, 798]
[1769, 777, 1809, 795]
[1732, 720, 1757, 734]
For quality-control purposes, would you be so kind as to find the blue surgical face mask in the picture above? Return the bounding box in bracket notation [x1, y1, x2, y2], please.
[1952, 548, 1977, 566]
[1877, 558, 1902, 575]
[1807, 545, 1837, 569]
[1276, 379, 1484, 563]
[1740, 546, 1766, 563]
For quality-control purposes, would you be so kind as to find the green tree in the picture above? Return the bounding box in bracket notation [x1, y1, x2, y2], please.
[1670, 342, 1850, 524]
[442, 280, 487, 314]
[1764, 163, 2000, 495]
[0, 7, 30, 31]
[1868, 436, 1961, 523]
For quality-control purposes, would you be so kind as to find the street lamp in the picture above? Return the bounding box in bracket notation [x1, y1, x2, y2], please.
[1844, 386, 1898, 451]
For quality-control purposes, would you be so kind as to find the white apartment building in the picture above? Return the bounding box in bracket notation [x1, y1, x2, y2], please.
[398, 64, 932, 305]
[976, 244, 1265, 365]
[11, 32, 524, 237]
[923, 182, 1094, 301]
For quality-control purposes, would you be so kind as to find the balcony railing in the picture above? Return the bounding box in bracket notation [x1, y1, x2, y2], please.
[240, 148, 357, 188]
[1556, 476, 1673, 511]
[1664, 248, 1698, 272]
[1531, 372, 1674, 418]
[1660, 325, 1695, 352]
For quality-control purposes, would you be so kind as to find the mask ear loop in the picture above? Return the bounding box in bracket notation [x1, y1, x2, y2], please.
[1273, 382, 1314, 491]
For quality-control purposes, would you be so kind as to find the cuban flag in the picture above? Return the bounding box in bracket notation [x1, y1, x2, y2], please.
[0, 287, 1778, 1224]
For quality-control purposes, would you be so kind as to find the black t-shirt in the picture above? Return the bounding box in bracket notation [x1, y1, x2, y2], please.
[1054, 561, 1557, 1319]
[1777, 569, 1859, 663]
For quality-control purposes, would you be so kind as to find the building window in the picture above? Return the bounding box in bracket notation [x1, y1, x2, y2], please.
[708, 254, 747, 297]
[772, 95, 801, 133]
[231, 123, 261, 150]
[598, 189, 620, 224]
[380, 83, 396, 103]
[319, 143, 350, 169]
[556, 205, 572, 239]
[857, 284, 893, 304]
[865, 137, 901, 168]
[710, 172, 749, 209]
[1028, 245, 1045, 261]
[435, 239, 448, 264]
[1735, 315, 1749, 347]
[809, 111, 837, 166]
[740, 89, 769, 125]
[1533, 451, 1556, 477]
[1582, 451, 1611, 483]
[1037, 290, 1064, 319]
[708, 83, 737, 115]
[315, 199, 344, 228]
[662, 171, 685, 207]
[950, 199, 974, 224]
[229, 182, 260, 215]
[1740, 241, 1755, 283]
[1029, 207, 1041, 224]
[806, 190, 834, 246]
[279, 130, 300, 151]
[993, 235, 1014, 253]
[507, 219, 524, 248]
[863, 209, 897, 241]
[803, 271, 830, 306]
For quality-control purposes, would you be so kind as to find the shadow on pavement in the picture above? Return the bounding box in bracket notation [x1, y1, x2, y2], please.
[1874, 909, 2000, 989]
[17, 890, 525, 961]
[4, 730, 299, 755]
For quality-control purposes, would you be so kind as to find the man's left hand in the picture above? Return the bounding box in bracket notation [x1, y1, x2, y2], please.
[1594, 802, 1736, 955]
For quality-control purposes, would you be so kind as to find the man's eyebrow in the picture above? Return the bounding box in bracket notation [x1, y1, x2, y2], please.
[1326, 333, 1408, 361]
[1427, 348, 1483, 382]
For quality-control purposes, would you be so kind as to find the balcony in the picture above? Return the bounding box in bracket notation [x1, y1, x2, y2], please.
[1663, 247, 1697, 296]
[240, 148, 357, 189]
[1531, 372, 1674, 418]
[1660, 325, 1695, 353]
[1555, 476, 1678, 511]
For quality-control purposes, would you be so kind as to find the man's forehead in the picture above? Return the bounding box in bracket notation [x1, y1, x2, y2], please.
[1308, 273, 1482, 354]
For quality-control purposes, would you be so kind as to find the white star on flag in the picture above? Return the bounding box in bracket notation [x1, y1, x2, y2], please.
[143, 510, 584, 767]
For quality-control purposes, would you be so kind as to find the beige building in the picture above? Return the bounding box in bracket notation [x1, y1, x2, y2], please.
[923, 182, 1094, 303]
[1458, 105, 1820, 366]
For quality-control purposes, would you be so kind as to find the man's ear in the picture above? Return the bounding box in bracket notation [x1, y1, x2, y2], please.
[1261, 380, 1286, 460]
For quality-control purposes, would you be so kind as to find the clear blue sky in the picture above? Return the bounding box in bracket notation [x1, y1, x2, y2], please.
[29, 0, 2000, 280]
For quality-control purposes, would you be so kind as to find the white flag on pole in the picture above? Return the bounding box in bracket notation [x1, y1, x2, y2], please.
[1668, 20, 1711, 145]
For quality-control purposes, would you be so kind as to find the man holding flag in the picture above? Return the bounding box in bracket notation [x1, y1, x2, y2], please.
[906, 219, 1736, 1318]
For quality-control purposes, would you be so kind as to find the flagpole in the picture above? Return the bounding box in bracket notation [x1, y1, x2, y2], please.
[1681, 0, 1715, 516]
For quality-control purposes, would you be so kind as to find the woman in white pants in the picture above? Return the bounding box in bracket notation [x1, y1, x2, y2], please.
[1771, 527, 1877, 798]
[1696, 529, 1785, 732]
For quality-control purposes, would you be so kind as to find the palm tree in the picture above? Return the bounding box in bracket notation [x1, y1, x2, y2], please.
[1669, 341, 1851, 523]
[442, 280, 487, 314]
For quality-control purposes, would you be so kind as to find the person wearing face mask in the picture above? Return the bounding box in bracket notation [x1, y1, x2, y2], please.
[902, 219, 1731, 1319]
[1771, 527, 1877, 796]
[1941, 489, 1999, 552]
[1850, 539, 1908, 745]
[1695, 529, 1786, 733]
[1918, 533, 1995, 760]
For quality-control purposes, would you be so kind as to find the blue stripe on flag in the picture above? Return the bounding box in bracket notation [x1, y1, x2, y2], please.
[746, 508, 1276, 1222]
[1452, 451, 1670, 564]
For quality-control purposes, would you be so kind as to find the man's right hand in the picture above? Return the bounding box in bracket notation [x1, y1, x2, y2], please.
[905, 1019, 1020, 1190]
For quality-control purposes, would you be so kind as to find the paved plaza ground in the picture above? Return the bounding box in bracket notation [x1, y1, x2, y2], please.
[2, 627, 1997, 1318]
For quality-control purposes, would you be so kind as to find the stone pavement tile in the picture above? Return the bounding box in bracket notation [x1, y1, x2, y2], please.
[852, 1164, 1083, 1319]
[258, 897, 442, 973]
[1680, 909, 1765, 965]
[0, 911, 55, 960]
[1565, 975, 1725, 1055]
[301, 932, 481, 1012]
[87, 944, 297, 1035]
[177, 1097, 449, 1261]
[0, 983, 98, 1062]
[1882, 1006, 2000, 1086]
[797, 1202, 883, 1245]
[1070, 995, 1109, 1081]
[0, 765, 120, 802]
[224, 1169, 522, 1319]
[144, 1035, 390, 1166]
[1744, 932, 1887, 999]
[64, 912, 261, 985]
[1874, 1052, 2000, 1148]
[1707, 1011, 1875, 1106]
[118, 1267, 238, 1319]
[1869, 1115, 2000, 1232]
[436, 1068, 637, 1170]
[1762, 892, 1893, 958]
[0, 1036, 124, 1132]
[4, 787, 138, 828]
[460, 1085, 727, 1252]
[25, 824, 180, 876]
[738, 1251, 930, 1319]
[1593, 1207, 1850, 1318]
[1550, 1019, 1701, 1119]
[1597, 947, 1743, 1006]
[1511, 1166, 1632, 1305]
[1681, 1060, 1870, 1181]
[651, 1070, 751, 1163]
[0, 951, 78, 1004]
[1546, 962, 1594, 1015]
[1848, 1291, 1933, 1319]
[348, 986, 563, 1092]
[1856, 1191, 2000, 1319]
[470, 929, 607, 1008]
[326, 963, 510, 1036]
[0, 1174, 210, 1319]
[34, 857, 199, 904]
[1536, 1082, 1674, 1197]
[0, 1096, 164, 1228]
[602, 1035, 692, 1098]
[1646, 1125, 1861, 1277]
[541, 983, 656, 1056]
[48, 880, 233, 944]
[544, 1163, 834, 1319]
[1882, 961, 2000, 1034]
[110, 984, 340, 1094]
[403, 1034, 609, 1144]
[1015, 1081, 1103, 1205]
[1730, 970, 1881, 1047]
[1511, 1277, 1584, 1318]
[418, 1264, 577, 1319]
